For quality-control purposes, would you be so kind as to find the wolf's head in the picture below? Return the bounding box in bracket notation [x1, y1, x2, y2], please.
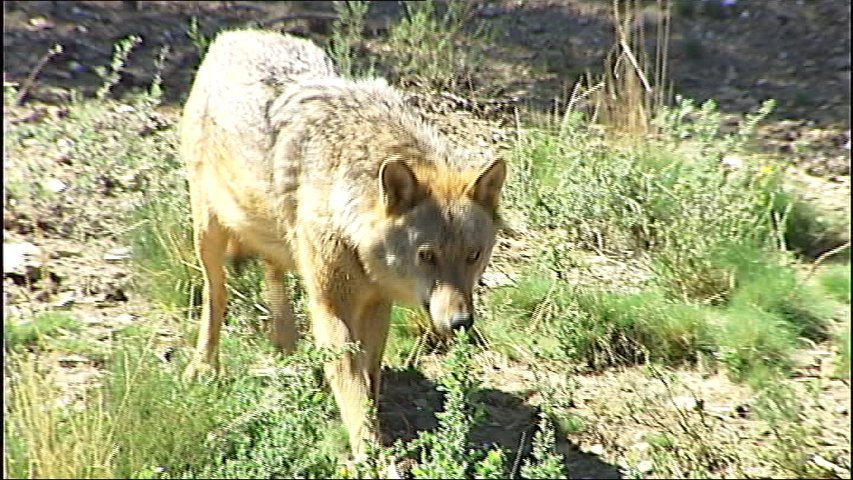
[360, 157, 506, 335]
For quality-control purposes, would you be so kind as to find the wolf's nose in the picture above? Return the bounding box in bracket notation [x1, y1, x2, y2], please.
[449, 312, 473, 331]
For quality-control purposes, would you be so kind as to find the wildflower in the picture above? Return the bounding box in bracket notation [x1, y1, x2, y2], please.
[759, 165, 774, 175]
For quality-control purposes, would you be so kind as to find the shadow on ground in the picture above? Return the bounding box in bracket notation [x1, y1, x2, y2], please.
[3, 1, 850, 126]
[379, 367, 623, 479]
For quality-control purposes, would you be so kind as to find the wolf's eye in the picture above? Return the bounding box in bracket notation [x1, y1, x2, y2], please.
[466, 250, 481, 264]
[418, 247, 436, 265]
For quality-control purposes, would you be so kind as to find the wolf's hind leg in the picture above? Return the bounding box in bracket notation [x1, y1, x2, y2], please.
[264, 260, 299, 353]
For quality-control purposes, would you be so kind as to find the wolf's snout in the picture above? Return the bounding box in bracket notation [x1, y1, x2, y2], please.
[449, 312, 473, 331]
[427, 283, 474, 334]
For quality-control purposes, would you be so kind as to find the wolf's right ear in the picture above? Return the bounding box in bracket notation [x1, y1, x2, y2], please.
[379, 158, 419, 214]
[467, 158, 507, 212]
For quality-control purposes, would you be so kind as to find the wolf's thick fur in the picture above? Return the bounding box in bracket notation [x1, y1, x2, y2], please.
[181, 29, 506, 455]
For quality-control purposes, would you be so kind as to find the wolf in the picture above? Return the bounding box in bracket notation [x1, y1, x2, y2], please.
[180, 29, 506, 456]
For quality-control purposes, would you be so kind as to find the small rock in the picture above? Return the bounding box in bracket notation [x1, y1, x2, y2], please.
[42, 178, 67, 193]
[672, 396, 703, 411]
[3, 242, 42, 273]
[479, 271, 513, 288]
[114, 313, 136, 325]
[115, 104, 136, 114]
[720, 154, 744, 171]
[637, 459, 654, 474]
[829, 56, 851, 71]
[103, 247, 131, 262]
[584, 444, 605, 456]
[476, 4, 503, 18]
[810, 454, 849, 476]
[103, 287, 128, 303]
[53, 247, 82, 258]
[68, 61, 87, 74]
[53, 291, 76, 309]
[632, 442, 651, 452]
[28, 17, 55, 30]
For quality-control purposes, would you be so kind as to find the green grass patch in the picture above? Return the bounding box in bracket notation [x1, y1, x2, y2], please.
[383, 0, 492, 92]
[510, 99, 840, 305]
[722, 247, 833, 340]
[383, 306, 425, 368]
[714, 305, 798, 384]
[486, 250, 838, 385]
[485, 273, 715, 369]
[4, 311, 81, 351]
[3, 326, 348, 479]
[836, 327, 850, 379]
[814, 263, 851, 304]
[128, 181, 201, 311]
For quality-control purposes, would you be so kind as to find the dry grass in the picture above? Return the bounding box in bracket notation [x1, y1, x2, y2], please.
[565, 0, 672, 138]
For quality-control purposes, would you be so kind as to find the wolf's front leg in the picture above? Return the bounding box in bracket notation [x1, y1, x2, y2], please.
[308, 296, 379, 457]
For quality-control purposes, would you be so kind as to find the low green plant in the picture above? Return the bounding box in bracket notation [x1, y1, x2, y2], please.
[4, 351, 115, 479]
[187, 17, 210, 59]
[519, 412, 567, 479]
[383, 330, 567, 479]
[186, 342, 349, 479]
[383, 306, 425, 368]
[128, 182, 200, 311]
[814, 263, 851, 304]
[4, 311, 81, 351]
[486, 275, 715, 370]
[714, 305, 798, 384]
[3, 325, 352, 480]
[724, 252, 832, 341]
[328, 1, 372, 79]
[753, 382, 829, 477]
[408, 329, 481, 479]
[487, 253, 836, 385]
[385, 0, 491, 91]
[511, 97, 837, 307]
[95, 35, 142, 100]
[146, 44, 170, 107]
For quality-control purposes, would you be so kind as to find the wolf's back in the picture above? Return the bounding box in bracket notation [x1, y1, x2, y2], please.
[198, 29, 335, 89]
[181, 30, 336, 169]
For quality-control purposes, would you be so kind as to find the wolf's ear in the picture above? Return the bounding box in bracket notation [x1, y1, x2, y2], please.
[379, 158, 419, 214]
[467, 159, 506, 211]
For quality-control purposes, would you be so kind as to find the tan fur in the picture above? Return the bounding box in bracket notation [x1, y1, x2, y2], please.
[180, 29, 506, 456]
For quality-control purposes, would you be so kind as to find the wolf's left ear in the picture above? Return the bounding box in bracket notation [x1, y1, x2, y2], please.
[379, 158, 419, 214]
[467, 159, 507, 211]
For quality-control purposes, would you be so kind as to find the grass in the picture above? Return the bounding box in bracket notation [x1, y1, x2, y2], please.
[94, 35, 141, 100]
[3, 327, 348, 479]
[383, 0, 492, 92]
[328, 1, 372, 79]
[836, 327, 851, 379]
[4, 311, 82, 351]
[814, 263, 851, 304]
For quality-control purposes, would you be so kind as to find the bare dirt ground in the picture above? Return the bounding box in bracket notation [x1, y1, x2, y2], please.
[3, 1, 851, 478]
